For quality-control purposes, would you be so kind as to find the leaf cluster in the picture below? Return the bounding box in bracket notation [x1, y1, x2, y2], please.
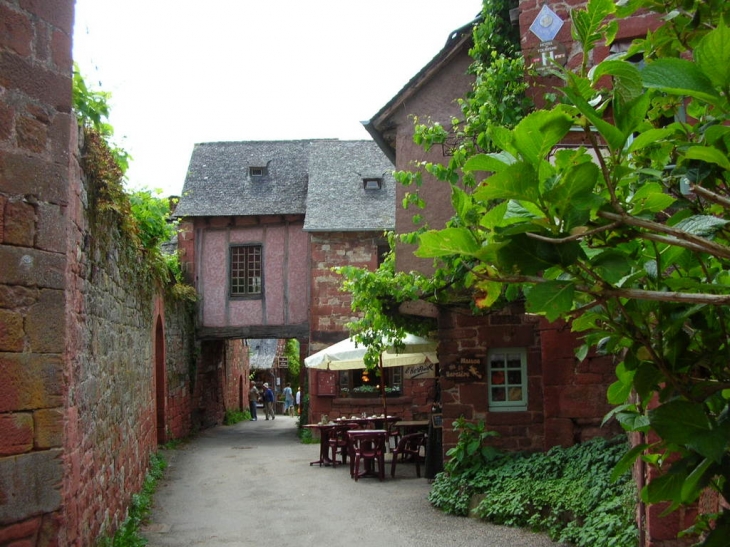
[430, 436, 637, 547]
[414, 0, 730, 543]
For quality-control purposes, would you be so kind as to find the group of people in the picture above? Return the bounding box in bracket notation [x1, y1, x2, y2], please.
[248, 381, 301, 421]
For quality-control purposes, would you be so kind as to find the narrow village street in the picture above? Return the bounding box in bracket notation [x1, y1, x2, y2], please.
[142, 416, 567, 547]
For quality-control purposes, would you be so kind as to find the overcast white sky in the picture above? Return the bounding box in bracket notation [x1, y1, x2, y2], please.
[72, 0, 482, 197]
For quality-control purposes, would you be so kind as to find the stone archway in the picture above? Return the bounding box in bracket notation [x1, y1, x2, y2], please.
[155, 316, 166, 444]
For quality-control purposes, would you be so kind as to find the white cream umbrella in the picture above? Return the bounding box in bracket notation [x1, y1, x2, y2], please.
[304, 334, 438, 370]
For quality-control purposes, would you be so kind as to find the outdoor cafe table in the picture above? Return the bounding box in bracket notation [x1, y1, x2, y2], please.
[334, 415, 400, 430]
[303, 423, 350, 466]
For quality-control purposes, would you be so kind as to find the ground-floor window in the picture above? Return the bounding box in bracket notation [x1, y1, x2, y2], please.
[488, 348, 527, 411]
[339, 367, 402, 396]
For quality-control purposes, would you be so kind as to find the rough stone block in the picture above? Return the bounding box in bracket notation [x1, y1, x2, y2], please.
[0, 52, 72, 113]
[0, 516, 41, 544]
[27, 289, 65, 353]
[3, 198, 36, 246]
[16, 114, 48, 154]
[0, 150, 68, 206]
[0, 285, 39, 309]
[33, 408, 63, 449]
[35, 202, 66, 253]
[0, 353, 64, 412]
[0, 246, 65, 289]
[0, 308, 24, 351]
[0, 103, 13, 142]
[0, 413, 34, 456]
[0, 450, 62, 524]
[0, 4, 33, 57]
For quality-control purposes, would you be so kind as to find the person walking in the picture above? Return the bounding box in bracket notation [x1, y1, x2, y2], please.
[262, 382, 275, 420]
[295, 386, 301, 415]
[248, 383, 259, 421]
[283, 383, 294, 417]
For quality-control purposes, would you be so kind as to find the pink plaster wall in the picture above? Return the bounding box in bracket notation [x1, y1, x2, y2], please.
[196, 219, 308, 328]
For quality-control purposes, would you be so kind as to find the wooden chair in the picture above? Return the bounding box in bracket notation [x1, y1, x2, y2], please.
[390, 432, 427, 478]
[350, 432, 386, 481]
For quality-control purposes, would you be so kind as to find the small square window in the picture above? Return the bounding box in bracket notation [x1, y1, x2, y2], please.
[363, 177, 383, 190]
[250, 166, 267, 178]
[488, 348, 527, 412]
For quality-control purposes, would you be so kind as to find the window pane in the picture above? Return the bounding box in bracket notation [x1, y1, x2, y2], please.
[507, 354, 522, 368]
[508, 387, 523, 401]
[491, 370, 505, 385]
[507, 370, 522, 384]
[491, 387, 506, 401]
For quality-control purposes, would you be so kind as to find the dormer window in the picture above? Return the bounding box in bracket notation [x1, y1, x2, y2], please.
[250, 166, 267, 178]
[363, 177, 383, 190]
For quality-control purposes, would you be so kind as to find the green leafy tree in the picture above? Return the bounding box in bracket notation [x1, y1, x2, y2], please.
[412, 0, 730, 543]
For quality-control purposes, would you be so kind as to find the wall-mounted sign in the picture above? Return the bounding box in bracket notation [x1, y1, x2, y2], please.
[404, 362, 436, 380]
[529, 4, 564, 42]
[527, 40, 568, 75]
[442, 357, 485, 381]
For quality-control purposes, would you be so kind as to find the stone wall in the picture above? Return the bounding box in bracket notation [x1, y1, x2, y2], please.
[163, 299, 197, 440]
[61, 124, 160, 544]
[308, 231, 385, 348]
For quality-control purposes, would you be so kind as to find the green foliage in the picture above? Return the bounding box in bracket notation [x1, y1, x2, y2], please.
[414, 1, 730, 543]
[97, 452, 167, 547]
[129, 190, 177, 251]
[430, 437, 638, 547]
[73, 64, 131, 176]
[223, 408, 252, 424]
[443, 417, 502, 478]
[334, 233, 437, 368]
[283, 339, 301, 387]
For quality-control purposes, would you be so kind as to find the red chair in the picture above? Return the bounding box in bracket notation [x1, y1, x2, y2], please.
[390, 432, 427, 478]
[350, 432, 386, 481]
[327, 426, 350, 467]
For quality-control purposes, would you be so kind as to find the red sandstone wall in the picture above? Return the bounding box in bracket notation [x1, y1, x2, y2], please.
[308, 231, 385, 348]
[438, 305, 620, 456]
[0, 0, 74, 543]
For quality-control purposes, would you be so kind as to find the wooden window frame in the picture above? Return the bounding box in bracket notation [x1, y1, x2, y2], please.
[229, 244, 263, 298]
[487, 347, 527, 412]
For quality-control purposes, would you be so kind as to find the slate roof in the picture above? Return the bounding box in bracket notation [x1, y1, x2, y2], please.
[175, 140, 310, 218]
[248, 339, 279, 369]
[174, 139, 395, 232]
[304, 140, 394, 232]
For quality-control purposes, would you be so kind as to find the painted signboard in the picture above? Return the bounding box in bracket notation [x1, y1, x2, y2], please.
[442, 357, 485, 381]
[404, 362, 436, 380]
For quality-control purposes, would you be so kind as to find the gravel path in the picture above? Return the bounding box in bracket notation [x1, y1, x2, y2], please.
[142, 416, 568, 547]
